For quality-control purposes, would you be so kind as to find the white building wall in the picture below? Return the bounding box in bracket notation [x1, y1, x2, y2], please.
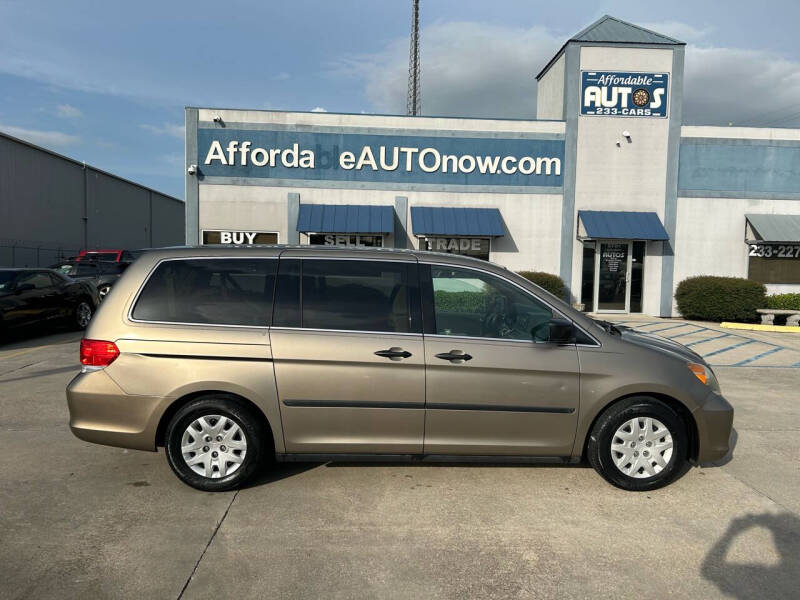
[536, 54, 565, 120]
[673, 196, 800, 311]
[199, 185, 563, 274]
[571, 46, 675, 315]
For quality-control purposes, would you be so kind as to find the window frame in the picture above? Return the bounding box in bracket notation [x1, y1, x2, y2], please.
[270, 257, 423, 336]
[420, 261, 600, 346]
[128, 256, 279, 329]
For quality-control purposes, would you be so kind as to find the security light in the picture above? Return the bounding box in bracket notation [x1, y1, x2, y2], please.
[187, 164, 197, 175]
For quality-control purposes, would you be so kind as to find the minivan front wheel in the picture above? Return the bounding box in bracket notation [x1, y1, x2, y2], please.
[165, 396, 266, 491]
[587, 397, 688, 491]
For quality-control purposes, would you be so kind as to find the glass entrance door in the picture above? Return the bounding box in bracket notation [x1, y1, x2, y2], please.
[595, 241, 632, 312]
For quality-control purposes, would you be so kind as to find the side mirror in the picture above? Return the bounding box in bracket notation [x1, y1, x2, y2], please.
[14, 283, 35, 294]
[547, 318, 575, 344]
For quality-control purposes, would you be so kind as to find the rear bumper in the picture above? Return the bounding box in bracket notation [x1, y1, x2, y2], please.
[692, 391, 734, 464]
[66, 369, 169, 452]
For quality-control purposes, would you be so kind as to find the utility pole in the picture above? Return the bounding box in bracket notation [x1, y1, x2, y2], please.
[406, 0, 421, 116]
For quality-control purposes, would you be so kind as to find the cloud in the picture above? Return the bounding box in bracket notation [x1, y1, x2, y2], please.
[682, 46, 800, 127]
[310, 106, 327, 112]
[637, 21, 713, 43]
[140, 123, 185, 139]
[332, 21, 561, 119]
[55, 103, 81, 118]
[335, 20, 800, 128]
[0, 123, 79, 148]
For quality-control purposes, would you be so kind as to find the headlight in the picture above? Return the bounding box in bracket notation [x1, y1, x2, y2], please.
[688, 362, 721, 394]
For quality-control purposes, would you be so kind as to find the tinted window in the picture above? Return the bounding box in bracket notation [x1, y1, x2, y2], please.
[75, 263, 98, 277]
[430, 266, 553, 341]
[272, 259, 301, 327]
[301, 260, 411, 333]
[132, 259, 277, 326]
[17, 271, 53, 290]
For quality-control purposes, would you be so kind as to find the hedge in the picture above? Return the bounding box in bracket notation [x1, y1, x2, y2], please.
[766, 293, 800, 311]
[516, 271, 566, 298]
[674, 276, 766, 322]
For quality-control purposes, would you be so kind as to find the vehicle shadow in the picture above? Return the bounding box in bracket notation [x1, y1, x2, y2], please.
[701, 512, 800, 599]
[240, 462, 322, 489]
[0, 326, 81, 350]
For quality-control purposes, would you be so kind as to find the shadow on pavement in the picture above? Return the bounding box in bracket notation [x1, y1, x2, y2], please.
[701, 512, 800, 599]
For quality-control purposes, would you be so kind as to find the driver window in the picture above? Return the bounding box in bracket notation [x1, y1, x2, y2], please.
[431, 266, 553, 341]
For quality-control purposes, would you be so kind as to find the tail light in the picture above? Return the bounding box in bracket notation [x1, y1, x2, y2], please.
[80, 339, 120, 367]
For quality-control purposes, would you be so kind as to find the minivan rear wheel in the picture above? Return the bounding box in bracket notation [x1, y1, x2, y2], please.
[587, 397, 688, 491]
[165, 396, 266, 491]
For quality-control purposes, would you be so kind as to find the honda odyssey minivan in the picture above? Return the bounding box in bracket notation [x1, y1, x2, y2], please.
[67, 246, 733, 491]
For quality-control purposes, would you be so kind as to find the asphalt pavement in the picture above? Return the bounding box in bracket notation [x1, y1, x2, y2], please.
[1, 322, 798, 599]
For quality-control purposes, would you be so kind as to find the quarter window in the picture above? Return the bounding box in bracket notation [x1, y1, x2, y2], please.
[132, 259, 277, 326]
[430, 266, 553, 341]
[298, 260, 412, 333]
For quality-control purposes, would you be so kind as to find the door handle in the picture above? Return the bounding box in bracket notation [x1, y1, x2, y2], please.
[435, 350, 473, 363]
[374, 347, 412, 360]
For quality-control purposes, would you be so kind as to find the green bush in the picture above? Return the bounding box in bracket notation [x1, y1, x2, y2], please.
[516, 271, 566, 298]
[674, 276, 766, 322]
[766, 293, 800, 311]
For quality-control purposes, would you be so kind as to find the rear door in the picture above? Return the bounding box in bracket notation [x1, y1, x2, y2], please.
[270, 256, 425, 454]
[421, 263, 580, 456]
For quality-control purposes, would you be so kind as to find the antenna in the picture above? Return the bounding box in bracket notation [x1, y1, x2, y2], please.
[406, 0, 421, 116]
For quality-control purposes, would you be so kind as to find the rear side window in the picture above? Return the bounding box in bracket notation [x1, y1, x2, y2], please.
[132, 259, 277, 326]
[272, 259, 417, 333]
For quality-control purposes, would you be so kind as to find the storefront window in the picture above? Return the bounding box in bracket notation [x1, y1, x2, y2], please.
[630, 241, 645, 313]
[747, 243, 800, 284]
[308, 234, 384, 248]
[580, 243, 595, 312]
[421, 237, 490, 260]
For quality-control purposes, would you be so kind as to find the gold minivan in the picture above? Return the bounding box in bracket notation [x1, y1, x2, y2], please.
[67, 246, 733, 491]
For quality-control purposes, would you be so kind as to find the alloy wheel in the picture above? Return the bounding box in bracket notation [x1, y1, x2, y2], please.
[76, 302, 92, 328]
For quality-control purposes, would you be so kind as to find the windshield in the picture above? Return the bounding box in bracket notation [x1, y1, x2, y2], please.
[0, 271, 18, 291]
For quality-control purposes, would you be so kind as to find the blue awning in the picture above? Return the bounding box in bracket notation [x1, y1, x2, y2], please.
[410, 207, 505, 237]
[578, 210, 669, 240]
[296, 204, 394, 233]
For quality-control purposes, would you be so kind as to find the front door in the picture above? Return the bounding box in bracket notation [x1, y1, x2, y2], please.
[595, 241, 632, 313]
[270, 258, 426, 454]
[421, 264, 580, 456]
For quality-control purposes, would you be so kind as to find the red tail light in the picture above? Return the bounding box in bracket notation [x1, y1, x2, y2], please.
[80, 339, 120, 367]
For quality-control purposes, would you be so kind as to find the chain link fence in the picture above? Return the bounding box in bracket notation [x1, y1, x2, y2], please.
[0, 241, 81, 268]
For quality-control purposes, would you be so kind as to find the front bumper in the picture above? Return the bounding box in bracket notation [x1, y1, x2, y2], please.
[692, 390, 734, 464]
[66, 369, 169, 452]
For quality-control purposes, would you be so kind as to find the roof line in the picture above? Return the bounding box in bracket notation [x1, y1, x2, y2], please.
[0, 130, 184, 204]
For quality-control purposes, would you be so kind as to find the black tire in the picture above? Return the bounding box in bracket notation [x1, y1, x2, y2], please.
[165, 396, 267, 491]
[73, 299, 93, 330]
[587, 397, 688, 491]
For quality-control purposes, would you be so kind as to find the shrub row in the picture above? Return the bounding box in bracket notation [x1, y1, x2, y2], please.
[765, 293, 800, 311]
[516, 271, 566, 298]
[433, 290, 487, 314]
[675, 276, 766, 322]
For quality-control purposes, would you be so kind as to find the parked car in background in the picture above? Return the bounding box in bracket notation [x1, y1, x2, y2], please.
[67, 246, 733, 493]
[76, 249, 144, 263]
[0, 268, 97, 336]
[50, 260, 128, 301]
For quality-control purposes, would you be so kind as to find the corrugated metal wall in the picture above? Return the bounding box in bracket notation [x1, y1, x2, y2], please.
[0, 132, 185, 267]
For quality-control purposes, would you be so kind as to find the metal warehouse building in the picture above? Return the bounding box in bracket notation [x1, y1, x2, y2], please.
[0, 131, 184, 267]
[184, 15, 800, 317]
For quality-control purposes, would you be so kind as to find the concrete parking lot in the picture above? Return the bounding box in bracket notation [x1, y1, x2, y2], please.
[1, 322, 798, 599]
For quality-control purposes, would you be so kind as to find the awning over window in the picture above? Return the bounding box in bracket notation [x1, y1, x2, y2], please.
[296, 204, 394, 233]
[578, 210, 669, 240]
[746, 214, 800, 243]
[410, 207, 505, 237]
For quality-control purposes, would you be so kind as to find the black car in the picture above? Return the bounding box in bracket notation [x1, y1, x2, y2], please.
[50, 260, 128, 301]
[0, 268, 97, 335]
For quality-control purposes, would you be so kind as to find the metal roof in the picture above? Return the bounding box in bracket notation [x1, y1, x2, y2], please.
[410, 207, 505, 237]
[578, 210, 669, 241]
[536, 15, 683, 80]
[571, 15, 683, 45]
[746, 214, 800, 243]
[295, 204, 394, 233]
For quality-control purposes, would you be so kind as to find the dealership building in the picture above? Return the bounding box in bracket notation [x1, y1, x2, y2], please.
[184, 15, 800, 316]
